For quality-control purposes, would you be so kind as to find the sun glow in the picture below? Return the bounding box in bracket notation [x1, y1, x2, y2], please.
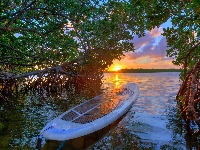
[114, 65, 121, 71]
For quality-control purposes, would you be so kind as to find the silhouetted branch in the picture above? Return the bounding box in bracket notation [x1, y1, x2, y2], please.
[5, 1, 37, 28]
[0, 26, 44, 37]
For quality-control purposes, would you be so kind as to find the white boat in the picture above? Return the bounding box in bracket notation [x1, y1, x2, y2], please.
[39, 83, 139, 141]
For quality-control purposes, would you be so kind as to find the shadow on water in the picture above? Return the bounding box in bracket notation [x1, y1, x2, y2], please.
[0, 79, 102, 150]
[40, 113, 127, 150]
[165, 100, 200, 150]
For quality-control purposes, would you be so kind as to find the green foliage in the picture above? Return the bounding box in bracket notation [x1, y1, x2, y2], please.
[0, 0, 171, 75]
[0, 122, 5, 131]
[0, 0, 80, 73]
[1, 0, 198, 79]
[162, 1, 200, 80]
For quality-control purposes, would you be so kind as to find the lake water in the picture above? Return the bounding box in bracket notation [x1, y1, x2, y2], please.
[0, 72, 197, 149]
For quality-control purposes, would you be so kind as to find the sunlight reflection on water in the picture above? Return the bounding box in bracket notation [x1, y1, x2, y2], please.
[1, 72, 193, 150]
[91, 72, 188, 150]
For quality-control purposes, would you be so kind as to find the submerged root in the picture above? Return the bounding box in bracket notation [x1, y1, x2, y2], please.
[177, 59, 200, 131]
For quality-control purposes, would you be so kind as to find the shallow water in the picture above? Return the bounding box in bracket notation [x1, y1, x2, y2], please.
[92, 72, 184, 150]
[0, 72, 198, 149]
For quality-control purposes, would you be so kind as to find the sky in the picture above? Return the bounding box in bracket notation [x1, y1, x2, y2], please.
[108, 20, 181, 71]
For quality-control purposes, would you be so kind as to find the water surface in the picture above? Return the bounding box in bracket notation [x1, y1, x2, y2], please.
[93, 72, 184, 150]
[1, 72, 197, 149]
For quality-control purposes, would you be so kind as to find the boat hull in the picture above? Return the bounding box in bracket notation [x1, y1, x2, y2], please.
[40, 83, 139, 141]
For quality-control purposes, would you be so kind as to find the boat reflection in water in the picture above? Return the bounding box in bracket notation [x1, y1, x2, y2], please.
[41, 114, 127, 150]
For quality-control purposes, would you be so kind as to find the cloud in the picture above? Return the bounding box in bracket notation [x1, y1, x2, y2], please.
[150, 27, 163, 37]
[125, 27, 169, 62]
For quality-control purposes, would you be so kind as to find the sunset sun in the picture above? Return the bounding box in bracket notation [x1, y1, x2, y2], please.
[114, 66, 121, 71]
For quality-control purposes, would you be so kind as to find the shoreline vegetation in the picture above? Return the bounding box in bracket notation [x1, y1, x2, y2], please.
[105, 68, 182, 73]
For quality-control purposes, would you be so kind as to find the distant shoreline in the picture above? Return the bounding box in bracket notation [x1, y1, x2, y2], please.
[104, 69, 181, 73]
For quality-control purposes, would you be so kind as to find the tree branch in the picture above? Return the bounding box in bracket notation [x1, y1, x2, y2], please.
[2, 56, 31, 61]
[6, 0, 37, 28]
[0, 42, 33, 57]
[0, 26, 44, 37]
[186, 40, 200, 58]
[0, 61, 33, 66]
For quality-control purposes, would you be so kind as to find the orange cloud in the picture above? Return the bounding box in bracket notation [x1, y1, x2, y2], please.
[110, 56, 179, 70]
[109, 27, 179, 70]
[149, 27, 163, 37]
